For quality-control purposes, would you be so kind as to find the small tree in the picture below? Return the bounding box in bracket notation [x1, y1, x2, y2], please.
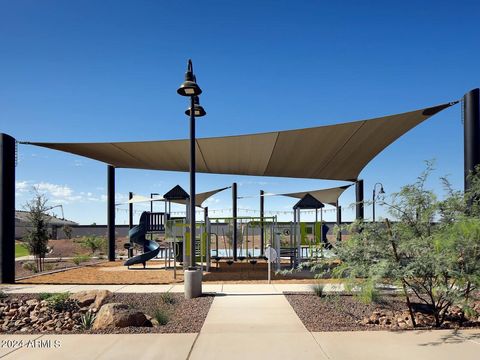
[63, 225, 73, 239]
[81, 235, 106, 255]
[24, 190, 50, 272]
[319, 162, 480, 327]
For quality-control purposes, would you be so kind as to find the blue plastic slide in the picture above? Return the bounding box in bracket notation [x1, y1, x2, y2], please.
[124, 212, 161, 267]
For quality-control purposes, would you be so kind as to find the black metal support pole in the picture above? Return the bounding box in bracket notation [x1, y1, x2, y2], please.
[464, 88, 480, 207]
[0, 134, 15, 283]
[128, 191, 133, 258]
[372, 188, 376, 223]
[336, 202, 342, 242]
[128, 192, 133, 230]
[189, 95, 196, 268]
[260, 189, 264, 256]
[356, 179, 364, 221]
[232, 182, 237, 261]
[107, 165, 115, 261]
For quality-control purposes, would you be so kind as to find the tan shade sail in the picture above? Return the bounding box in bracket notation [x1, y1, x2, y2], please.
[124, 187, 229, 208]
[281, 184, 353, 206]
[26, 102, 455, 181]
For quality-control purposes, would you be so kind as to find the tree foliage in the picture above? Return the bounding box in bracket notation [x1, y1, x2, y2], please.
[324, 162, 480, 327]
[24, 190, 50, 272]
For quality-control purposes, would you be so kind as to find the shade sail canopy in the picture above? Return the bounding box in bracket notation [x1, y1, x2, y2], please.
[124, 186, 229, 208]
[26, 102, 455, 181]
[282, 184, 352, 206]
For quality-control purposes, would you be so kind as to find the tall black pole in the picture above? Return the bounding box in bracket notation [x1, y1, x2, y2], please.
[260, 189, 264, 256]
[464, 88, 480, 206]
[355, 179, 364, 221]
[372, 188, 376, 223]
[232, 182, 237, 261]
[336, 202, 342, 242]
[0, 134, 15, 283]
[189, 95, 196, 268]
[107, 165, 115, 261]
[128, 192, 133, 230]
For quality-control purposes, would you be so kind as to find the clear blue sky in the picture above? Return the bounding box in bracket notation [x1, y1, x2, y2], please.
[1, 0, 479, 224]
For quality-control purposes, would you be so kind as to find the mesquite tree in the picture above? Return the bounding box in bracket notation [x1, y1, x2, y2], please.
[327, 163, 480, 327]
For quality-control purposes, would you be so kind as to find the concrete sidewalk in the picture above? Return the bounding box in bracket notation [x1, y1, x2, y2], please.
[189, 292, 327, 359]
[0, 283, 345, 294]
[1, 284, 479, 359]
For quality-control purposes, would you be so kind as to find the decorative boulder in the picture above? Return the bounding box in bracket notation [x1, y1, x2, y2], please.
[70, 290, 111, 309]
[92, 303, 152, 330]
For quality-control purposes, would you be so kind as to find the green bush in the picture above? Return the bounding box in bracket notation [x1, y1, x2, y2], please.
[355, 281, 380, 304]
[311, 284, 324, 297]
[45, 292, 71, 311]
[0, 291, 7, 300]
[72, 254, 91, 266]
[154, 308, 169, 325]
[159, 293, 176, 305]
[22, 261, 38, 273]
[38, 292, 53, 301]
[81, 236, 106, 255]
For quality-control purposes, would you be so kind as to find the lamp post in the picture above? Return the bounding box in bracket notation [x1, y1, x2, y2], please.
[372, 183, 385, 223]
[177, 59, 206, 269]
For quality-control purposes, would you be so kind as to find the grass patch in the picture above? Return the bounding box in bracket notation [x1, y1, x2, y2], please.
[159, 292, 176, 305]
[154, 308, 169, 325]
[72, 254, 91, 266]
[15, 243, 29, 258]
[311, 284, 324, 297]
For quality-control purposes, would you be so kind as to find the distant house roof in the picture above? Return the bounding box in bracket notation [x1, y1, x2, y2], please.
[15, 210, 78, 226]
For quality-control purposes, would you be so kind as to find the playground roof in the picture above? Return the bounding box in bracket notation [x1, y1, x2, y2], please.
[282, 184, 352, 206]
[293, 194, 325, 210]
[27, 102, 455, 181]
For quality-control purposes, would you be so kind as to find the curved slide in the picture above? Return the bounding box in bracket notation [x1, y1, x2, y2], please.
[124, 212, 161, 267]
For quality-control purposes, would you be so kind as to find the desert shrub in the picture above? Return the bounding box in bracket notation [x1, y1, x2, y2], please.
[81, 235, 106, 255]
[45, 292, 71, 311]
[80, 312, 96, 329]
[326, 163, 480, 327]
[159, 292, 176, 305]
[72, 254, 91, 265]
[22, 261, 38, 273]
[44, 263, 54, 272]
[355, 281, 380, 304]
[311, 284, 324, 297]
[0, 291, 7, 300]
[154, 308, 169, 325]
[38, 292, 53, 301]
[63, 225, 73, 239]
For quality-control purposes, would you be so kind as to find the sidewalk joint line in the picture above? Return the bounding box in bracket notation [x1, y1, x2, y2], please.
[186, 332, 201, 360]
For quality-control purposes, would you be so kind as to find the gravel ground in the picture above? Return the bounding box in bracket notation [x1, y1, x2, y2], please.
[15, 259, 103, 279]
[1, 292, 214, 334]
[92, 292, 214, 334]
[286, 293, 414, 331]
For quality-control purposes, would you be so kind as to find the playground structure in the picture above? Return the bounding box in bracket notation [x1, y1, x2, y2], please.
[0, 89, 478, 284]
[122, 183, 345, 275]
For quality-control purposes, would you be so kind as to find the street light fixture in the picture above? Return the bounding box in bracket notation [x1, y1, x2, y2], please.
[177, 59, 205, 271]
[372, 183, 385, 223]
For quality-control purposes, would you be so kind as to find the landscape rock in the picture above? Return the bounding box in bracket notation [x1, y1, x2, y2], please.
[70, 290, 111, 310]
[92, 303, 151, 330]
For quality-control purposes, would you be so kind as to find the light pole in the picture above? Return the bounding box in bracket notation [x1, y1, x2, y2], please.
[372, 183, 385, 222]
[177, 59, 206, 271]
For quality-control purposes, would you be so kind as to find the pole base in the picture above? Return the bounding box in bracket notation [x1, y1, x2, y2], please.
[184, 268, 202, 299]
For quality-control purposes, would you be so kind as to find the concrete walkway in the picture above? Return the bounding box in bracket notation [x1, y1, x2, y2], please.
[189, 293, 327, 359]
[0, 284, 479, 359]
